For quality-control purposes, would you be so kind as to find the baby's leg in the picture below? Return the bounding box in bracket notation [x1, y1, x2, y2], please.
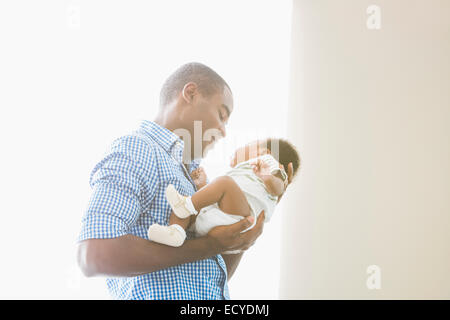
[169, 211, 192, 229]
[149, 177, 250, 247]
[147, 214, 192, 247]
[191, 176, 251, 217]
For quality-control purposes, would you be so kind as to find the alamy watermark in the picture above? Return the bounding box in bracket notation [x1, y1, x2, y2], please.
[366, 265, 381, 290]
[366, 5, 381, 30]
[174, 120, 281, 166]
[67, 4, 81, 30]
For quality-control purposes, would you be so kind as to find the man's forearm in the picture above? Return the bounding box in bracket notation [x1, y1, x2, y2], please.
[77, 234, 219, 278]
[221, 252, 244, 280]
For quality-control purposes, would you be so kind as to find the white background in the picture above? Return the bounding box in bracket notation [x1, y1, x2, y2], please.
[0, 0, 291, 299]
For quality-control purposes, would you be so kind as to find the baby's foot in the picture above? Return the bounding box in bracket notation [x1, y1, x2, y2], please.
[147, 224, 186, 247]
[165, 184, 198, 218]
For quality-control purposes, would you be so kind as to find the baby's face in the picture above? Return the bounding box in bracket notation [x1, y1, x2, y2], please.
[229, 140, 270, 167]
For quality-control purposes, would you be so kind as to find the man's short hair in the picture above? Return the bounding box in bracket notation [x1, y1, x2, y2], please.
[159, 62, 231, 107]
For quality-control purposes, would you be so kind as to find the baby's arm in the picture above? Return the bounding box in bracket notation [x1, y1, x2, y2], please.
[251, 156, 287, 197]
[260, 174, 285, 197]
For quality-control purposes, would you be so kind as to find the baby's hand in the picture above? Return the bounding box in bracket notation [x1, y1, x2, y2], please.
[191, 167, 208, 189]
[251, 157, 288, 197]
[250, 158, 272, 177]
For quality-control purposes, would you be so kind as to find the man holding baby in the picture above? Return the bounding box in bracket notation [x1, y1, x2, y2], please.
[76, 62, 293, 299]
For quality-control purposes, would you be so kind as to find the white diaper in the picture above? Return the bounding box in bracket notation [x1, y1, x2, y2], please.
[190, 203, 257, 254]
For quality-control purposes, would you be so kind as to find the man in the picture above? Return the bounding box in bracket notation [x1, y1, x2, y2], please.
[76, 62, 292, 299]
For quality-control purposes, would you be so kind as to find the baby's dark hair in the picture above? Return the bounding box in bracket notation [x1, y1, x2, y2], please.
[259, 138, 301, 179]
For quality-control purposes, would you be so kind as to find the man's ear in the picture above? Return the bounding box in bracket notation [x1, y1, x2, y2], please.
[181, 82, 198, 104]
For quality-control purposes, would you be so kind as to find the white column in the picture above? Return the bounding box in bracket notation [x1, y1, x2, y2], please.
[280, 0, 450, 299]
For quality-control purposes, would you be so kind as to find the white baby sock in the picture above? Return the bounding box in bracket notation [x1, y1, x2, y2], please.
[147, 224, 186, 247]
[184, 197, 198, 216]
[165, 184, 198, 218]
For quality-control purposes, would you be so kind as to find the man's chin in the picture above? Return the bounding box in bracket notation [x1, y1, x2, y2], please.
[202, 142, 216, 157]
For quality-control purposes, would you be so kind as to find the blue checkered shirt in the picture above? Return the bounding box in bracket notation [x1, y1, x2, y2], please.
[77, 120, 230, 299]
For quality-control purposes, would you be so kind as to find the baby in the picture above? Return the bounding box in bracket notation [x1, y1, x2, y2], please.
[147, 138, 300, 253]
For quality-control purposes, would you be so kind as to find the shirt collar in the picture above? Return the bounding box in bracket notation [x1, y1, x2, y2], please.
[139, 120, 201, 172]
[139, 120, 182, 153]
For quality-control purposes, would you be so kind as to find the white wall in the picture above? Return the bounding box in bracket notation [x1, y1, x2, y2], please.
[0, 0, 291, 299]
[280, 0, 450, 299]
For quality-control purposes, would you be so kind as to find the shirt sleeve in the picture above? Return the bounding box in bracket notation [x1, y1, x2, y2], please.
[77, 135, 158, 242]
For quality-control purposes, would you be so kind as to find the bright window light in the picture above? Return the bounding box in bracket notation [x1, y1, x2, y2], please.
[0, 0, 292, 299]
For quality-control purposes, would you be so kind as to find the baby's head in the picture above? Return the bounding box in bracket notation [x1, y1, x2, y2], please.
[230, 138, 301, 180]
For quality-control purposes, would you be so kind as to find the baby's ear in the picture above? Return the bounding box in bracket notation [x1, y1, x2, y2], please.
[274, 171, 284, 180]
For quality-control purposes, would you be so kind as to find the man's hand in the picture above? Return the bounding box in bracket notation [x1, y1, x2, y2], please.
[207, 211, 265, 254]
